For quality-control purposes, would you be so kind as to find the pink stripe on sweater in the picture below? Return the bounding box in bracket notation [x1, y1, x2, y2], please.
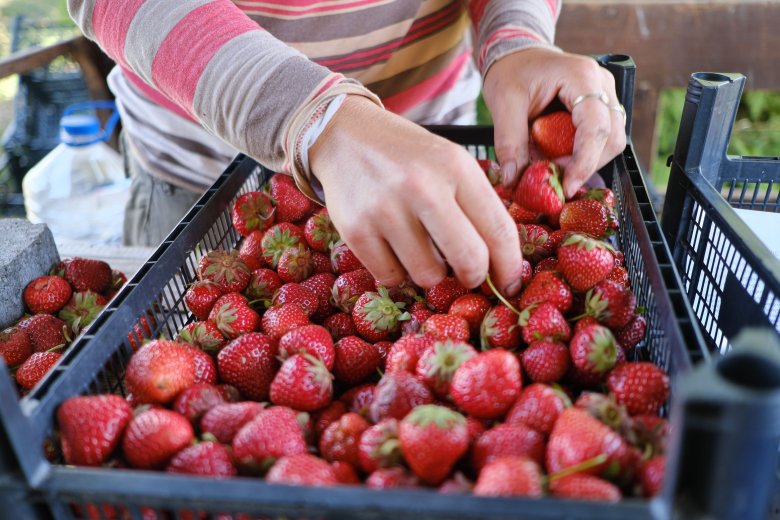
[151, 1, 261, 113]
[122, 67, 197, 122]
[92, 0, 145, 68]
[382, 49, 470, 115]
[547, 0, 558, 19]
[467, 0, 490, 28]
[237, 0, 383, 16]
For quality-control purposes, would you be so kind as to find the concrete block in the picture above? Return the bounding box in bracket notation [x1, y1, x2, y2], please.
[0, 219, 59, 328]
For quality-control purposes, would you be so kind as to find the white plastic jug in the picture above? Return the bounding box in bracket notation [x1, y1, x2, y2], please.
[22, 101, 131, 245]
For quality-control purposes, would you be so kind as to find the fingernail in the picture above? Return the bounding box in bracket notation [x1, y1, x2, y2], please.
[505, 277, 523, 297]
[500, 161, 517, 187]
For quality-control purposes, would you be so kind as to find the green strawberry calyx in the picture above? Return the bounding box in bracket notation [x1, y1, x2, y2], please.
[404, 404, 465, 429]
[358, 288, 410, 332]
[586, 327, 618, 373]
[425, 340, 475, 380]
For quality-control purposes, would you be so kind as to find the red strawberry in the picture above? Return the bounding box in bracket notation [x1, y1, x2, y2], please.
[521, 340, 570, 384]
[271, 282, 319, 317]
[513, 161, 565, 217]
[583, 280, 637, 329]
[420, 314, 470, 342]
[385, 334, 434, 373]
[185, 280, 223, 321]
[400, 300, 434, 336]
[65, 257, 112, 293]
[632, 415, 670, 456]
[270, 354, 333, 411]
[313, 400, 347, 438]
[559, 199, 610, 238]
[57, 394, 132, 466]
[366, 467, 420, 489]
[358, 418, 401, 473]
[268, 174, 314, 223]
[173, 383, 232, 423]
[424, 277, 469, 313]
[639, 455, 666, 497]
[200, 401, 266, 444]
[16, 351, 61, 390]
[569, 323, 619, 382]
[330, 240, 364, 274]
[58, 290, 107, 334]
[557, 234, 616, 291]
[278, 324, 335, 370]
[323, 312, 357, 341]
[415, 340, 477, 398]
[533, 257, 559, 275]
[167, 441, 237, 478]
[340, 383, 376, 419]
[333, 335, 382, 385]
[319, 412, 371, 468]
[243, 268, 282, 303]
[614, 314, 647, 353]
[0, 326, 32, 366]
[238, 229, 266, 273]
[574, 392, 633, 440]
[266, 454, 338, 486]
[123, 408, 194, 469]
[125, 339, 196, 405]
[370, 371, 433, 422]
[518, 303, 571, 344]
[17, 314, 69, 352]
[231, 191, 275, 237]
[518, 271, 572, 314]
[304, 208, 339, 253]
[448, 294, 491, 337]
[260, 223, 306, 269]
[232, 407, 307, 473]
[508, 202, 541, 225]
[606, 362, 670, 416]
[399, 405, 468, 485]
[506, 383, 571, 436]
[277, 245, 313, 284]
[181, 343, 218, 385]
[450, 350, 521, 420]
[217, 333, 278, 401]
[126, 312, 157, 351]
[331, 268, 375, 313]
[311, 251, 333, 274]
[549, 474, 621, 502]
[473, 456, 543, 497]
[471, 423, 546, 471]
[198, 249, 250, 293]
[175, 321, 226, 356]
[531, 111, 575, 159]
[351, 288, 410, 342]
[518, 224, 553, 264]
[208, 293, 260, 339]
[377, 278, 420, 307]
[480, 305, 521, 351]
[261, 303, 310, 340]
[373, 340, 393, 360]
[24, 275, 72, 314]
[329, 461, 359, 484]
[607, 265, 630, 287]
[300, 272, 337, 321]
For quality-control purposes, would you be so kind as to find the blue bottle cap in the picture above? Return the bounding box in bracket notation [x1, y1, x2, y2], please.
[60, 114, 101, 146]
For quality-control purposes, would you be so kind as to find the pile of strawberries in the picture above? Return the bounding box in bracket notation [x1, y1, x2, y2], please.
[0, 257, 125, 394]
[53, 112, 670, 506]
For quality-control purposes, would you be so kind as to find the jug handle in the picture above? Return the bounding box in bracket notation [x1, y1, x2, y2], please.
[63, 100, 120, 143]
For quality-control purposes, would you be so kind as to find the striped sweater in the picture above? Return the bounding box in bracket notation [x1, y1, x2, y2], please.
[68, 0, 561, 191]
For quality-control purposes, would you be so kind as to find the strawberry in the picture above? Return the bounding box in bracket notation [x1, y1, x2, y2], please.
[513, 161, 565, 217]
[557, 234, 615, 291]
[0, 326, 32, 366]
[261, 303, 310, 340]
[238, 230, 265, 272]
[549, 474, 621, 502]
[471, 423, 546, 471]
[278, 324, 335, 370]
[217, 333, 278, 401]
[439, 472, 474, 494]
[167, 441, 237, 478]
[175, 321, 226, 356]
[574, 392, 633, 440]
[518, 224, 553, 264]
[333, 335, 382, 385]
[268, 174, 314, 224]
[385, 334, 434, 373]
[569, 323, 619, 382]
[358, 418, 401, 473]
[378, 278, 420, 307]
[508, 202, 541, 225]
[518, 271, 573, 314]
[64, 257, 112, 293]
[560, 198, 610, 238]
[200, 402, 266, 444]
[258, 223, 305, 269]
[24, 275, 72, 314]
[270, 354, 333, 411]
[231, 191, 275, 237]
[198, 249, 251, 293]
[125, 339, 196, 405]
[266, 454, 338, 486]
[340, 383, 376, 419]
[277, 245, 313, 284]
[300, 272, 337, 321]
[373, 340, 393, 360]
[480, 305, 521, 351]
[473, 456, 543, 497]
[518, 303, 571, 344]
[271, 282, 319, 317]
[311, 251, 333, 274]
[49, 258, 70, 277]
[447, 294, 490, 337]
[420, 314, 470, 342]
[607, 265, 630, 287]
[632, 415, 670, 456]
[17, 314, 69, 352]
[606, 362, 670, 416]
[614, 314, 647, 353]
[330, 240, 364, 274]
[506, 383, 571, 436]
[534, 257, 559, 275]
[58, 290, 107, 334]
[57, 394, 132, 466]
[331, 269, 375, 313]
[400, 300, 434, 336]
[521, 340, 570, 384]
[366, 467, 420, 489]
[243, 268, 282, 303]
[304, 208, 339, 253]
[319, 412, 371, 468]
[16, 351, 61, 390]
[370, 371, 433, 422]
[184, 280, 222, 321]
[126, 312, 157, 351]
[351, 288, 410, 342]
[323, 312, 357, 341]
[208, 293, 260, 339]
[399, 405, 468, 485]
[104, 269, 126, 299]
[173, 383, 232, 424]
[582, 280, 637, 329]
[313, 400, 348, 438]
[424, 277, 469, 313]
[530, 111, 575, 159]
[232, 407, 307, 473]
[330, 461, 360, 484]
[415, 340, 477, 398]
[639, 455, 666, 497]
[182, 343, 218, 385]
[450, 350, 521, 420]
[123, 408, 194, 469]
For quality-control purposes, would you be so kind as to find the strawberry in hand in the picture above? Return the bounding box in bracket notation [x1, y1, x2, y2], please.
[530, 111, 576, 159]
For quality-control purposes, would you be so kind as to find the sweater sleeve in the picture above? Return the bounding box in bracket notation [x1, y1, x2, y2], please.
[467, 0, 563, 77]
[66, 0, 381, 181]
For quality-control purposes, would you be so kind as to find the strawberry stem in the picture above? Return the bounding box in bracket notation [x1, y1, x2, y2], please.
[546, 454, 608, 483]
[485, 274, 523, 317]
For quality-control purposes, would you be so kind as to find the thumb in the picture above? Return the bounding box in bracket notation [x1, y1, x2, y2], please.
[491, 94, 530, 188]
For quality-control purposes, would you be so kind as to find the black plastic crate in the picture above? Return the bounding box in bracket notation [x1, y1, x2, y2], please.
[661, 73, 780, 355]
[1, 56, 708, 519]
